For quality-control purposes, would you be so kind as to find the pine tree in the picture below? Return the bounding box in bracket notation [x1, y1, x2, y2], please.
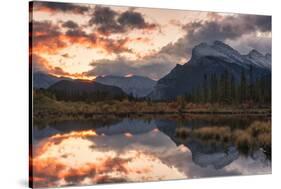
[224, 70, 230, 103]
[230, 75, 236, 103]
[240, 69, 247, 103]
[212, 73, 218, 102]
[203, 74, 208, 103]
[249, 64, 254, 101]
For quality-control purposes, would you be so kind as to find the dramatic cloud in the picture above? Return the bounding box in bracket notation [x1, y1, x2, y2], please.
[62, 20, 79, 29]
[89, 6, 157, 35]
[32, 53, 86, 78]
[31, 53, 51, 72]
[31, 21, 67, 54]
[117, 10, 157, 30]
[90, 6, 117, 25]
[33, 1, 90, 14]
[30, 2, 271, 80]
[226, 32, 272, 54]
[85, 54, 177, 80]
[160, 14, 272, 59]
[31, 20, 132, 54]
[85, 14, 271, 80]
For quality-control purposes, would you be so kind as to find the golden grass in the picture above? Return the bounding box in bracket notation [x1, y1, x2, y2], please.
[175, 127, 191, 139]
[192, 126, 231, 141]
[175, 121, 271, 155]
[33, 91, 271, 122]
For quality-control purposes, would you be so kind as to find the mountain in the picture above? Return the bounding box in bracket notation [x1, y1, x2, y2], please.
[33, 72, 61, 89]
[48, 79, 126, 101]
[95, 75, 156, 98]
[156, 121, 239, 169]
[149, 41, 271, 100]
[244, 49, 271, 70]
[33, 72, 156, 99]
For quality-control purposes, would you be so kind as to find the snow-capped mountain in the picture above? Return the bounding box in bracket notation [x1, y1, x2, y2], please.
[149, 41, 271, 100]
[190, 40, 271, 69]
[244, 49, 271, 70]
[190, 41, 247, 67]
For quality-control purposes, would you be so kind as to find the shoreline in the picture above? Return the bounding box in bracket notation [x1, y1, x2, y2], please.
[33, 109, 271, 124]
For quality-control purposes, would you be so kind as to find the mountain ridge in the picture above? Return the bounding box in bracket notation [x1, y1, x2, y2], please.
[95, 75, 156, 98]
[149, 41, 271, 100]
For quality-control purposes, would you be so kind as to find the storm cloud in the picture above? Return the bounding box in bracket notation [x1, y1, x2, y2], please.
[31, 21, 67, 54]
[85, 54, 176, 80]
[31, 53, 86, 78]
[31, 20, 132, 55]
[33, 1, 90, 14]
[89, 6, 157, 35]
[85, 13, 271, 80]
[117, 10, 156, 29]
[161, 14, 272, 59]
[62, 20, 79, 29]
[31, 2, 271, 80]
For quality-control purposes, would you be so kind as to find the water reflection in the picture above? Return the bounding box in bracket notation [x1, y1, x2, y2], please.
[32, 129, 187, 187]
[32, 117, 271, 188]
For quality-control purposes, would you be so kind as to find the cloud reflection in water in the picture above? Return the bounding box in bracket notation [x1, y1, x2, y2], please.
[32, 123, 271, 188]
[32, 129, 187, 187]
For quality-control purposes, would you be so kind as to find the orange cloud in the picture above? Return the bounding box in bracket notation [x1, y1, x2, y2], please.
[30, 21, 67, 54]
[30, 21, 132, 55]
[31, 53, 87, 79]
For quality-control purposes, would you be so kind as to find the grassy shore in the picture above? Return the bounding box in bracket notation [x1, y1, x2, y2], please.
[175, 121, 271, 157]
[33, 92, 271, 122]
[33, 93, 271, 158]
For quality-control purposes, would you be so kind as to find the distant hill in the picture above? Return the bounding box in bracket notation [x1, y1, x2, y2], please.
[149, 41, 271, 100]
[33, 72, 61, 89]
[96, 75, 156, 98]
[34, 72, 157, 98]
[48, 79, 127, 101]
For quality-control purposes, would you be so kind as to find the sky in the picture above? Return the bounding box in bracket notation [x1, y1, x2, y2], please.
[30, 1, 272, 80]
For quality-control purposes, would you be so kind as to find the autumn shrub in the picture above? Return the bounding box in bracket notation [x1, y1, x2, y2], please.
[176, 127, 191, 139]
[192, 126, 231, 141]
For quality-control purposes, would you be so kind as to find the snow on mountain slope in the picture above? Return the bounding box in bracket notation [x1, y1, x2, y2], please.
[190, 40, 271, 69]
[149, 41, 271, 100]
[245, 49, 271, 69]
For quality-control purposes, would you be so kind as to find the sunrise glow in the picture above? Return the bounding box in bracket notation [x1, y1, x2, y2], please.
[30, 2, 271, 80]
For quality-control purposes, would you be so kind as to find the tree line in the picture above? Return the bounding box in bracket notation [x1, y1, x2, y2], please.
[184, 66, 271, 105]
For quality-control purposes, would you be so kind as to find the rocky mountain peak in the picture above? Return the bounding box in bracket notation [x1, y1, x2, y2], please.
[191, 42, 226, 63]
[265, 53, 272, 61]
[246, 49, 271, 69]
[248, 49, 264, 58]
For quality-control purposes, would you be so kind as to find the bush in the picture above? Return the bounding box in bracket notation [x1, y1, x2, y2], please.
[247, 121, 271, 137]
[233, 130, 252, 154]
[232, 121, 271, 155]
[192, 126, 231, 141]
[178, 121, 271, 157]
[176, 127, 191, 139]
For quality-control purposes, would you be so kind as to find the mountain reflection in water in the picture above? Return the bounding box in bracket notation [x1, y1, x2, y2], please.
[32, 118, 271, 188]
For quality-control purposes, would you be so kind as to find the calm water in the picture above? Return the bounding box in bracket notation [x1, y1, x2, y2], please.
[31, 116, 271, 188]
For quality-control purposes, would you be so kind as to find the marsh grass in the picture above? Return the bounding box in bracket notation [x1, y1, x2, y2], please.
[176, 127, 191, 139]
[33, 91, 271, 122]
[234, 121, 271, 155]
[175, 121, 271, 157]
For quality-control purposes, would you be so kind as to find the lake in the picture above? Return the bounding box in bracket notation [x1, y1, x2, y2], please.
[31, 115, 271, 188]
